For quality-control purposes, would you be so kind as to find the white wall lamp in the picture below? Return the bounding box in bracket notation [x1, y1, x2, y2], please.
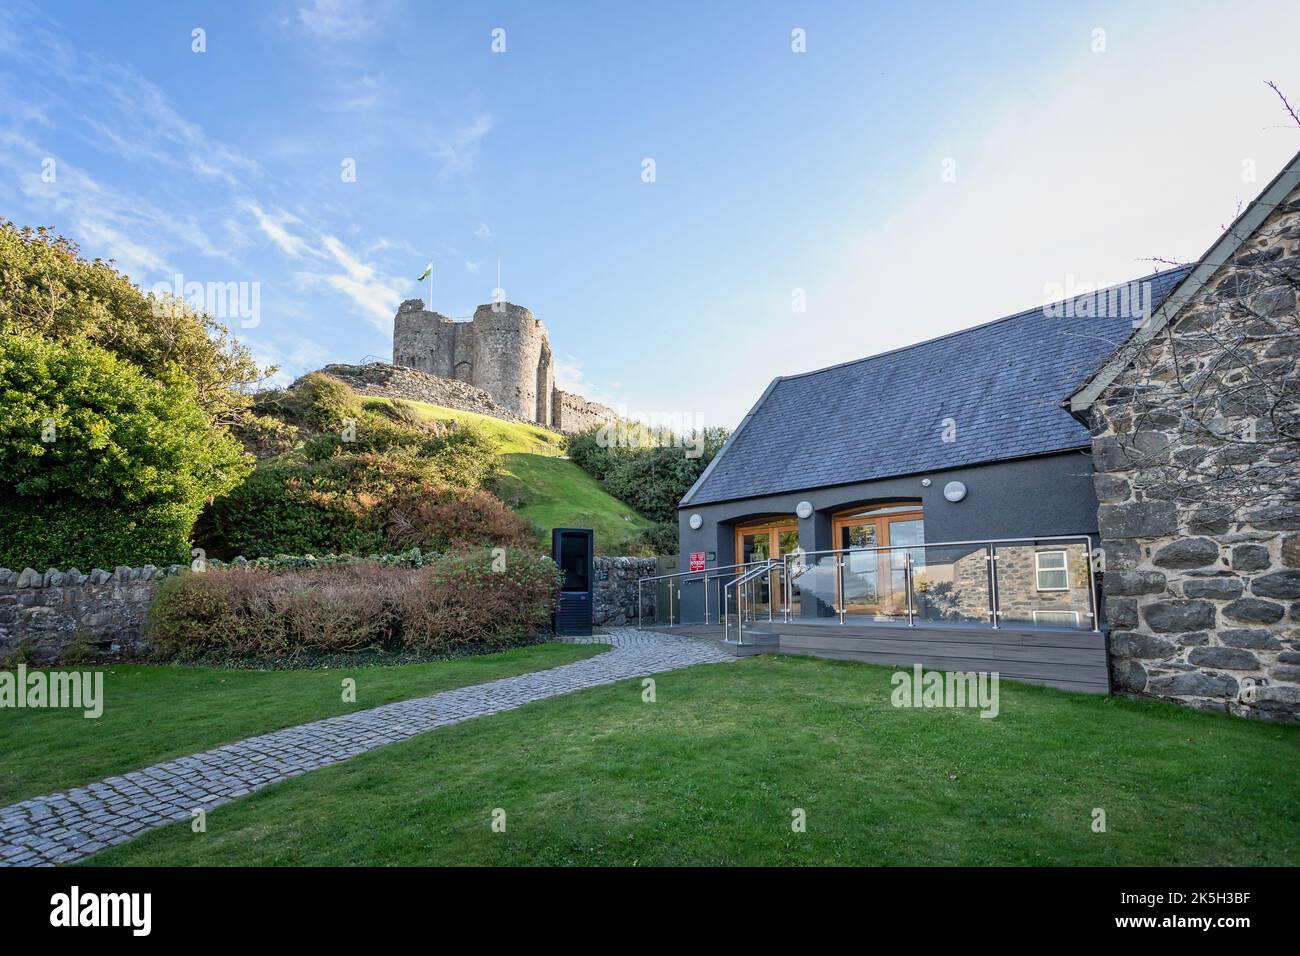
[688, 513, 703, 530]
[795, 500, 813, 519]
[943, 481, 968, 503]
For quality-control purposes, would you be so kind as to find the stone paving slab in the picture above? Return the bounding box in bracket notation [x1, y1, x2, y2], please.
[0, 628, 730, 866]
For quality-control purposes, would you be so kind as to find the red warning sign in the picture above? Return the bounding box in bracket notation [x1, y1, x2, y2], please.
[689, 551, 706, 572]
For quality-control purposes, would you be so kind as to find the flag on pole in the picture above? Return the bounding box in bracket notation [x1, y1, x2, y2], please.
[416, 261, 433, 281]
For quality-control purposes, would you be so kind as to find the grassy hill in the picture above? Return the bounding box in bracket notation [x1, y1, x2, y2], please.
[358, 396, 657, 554]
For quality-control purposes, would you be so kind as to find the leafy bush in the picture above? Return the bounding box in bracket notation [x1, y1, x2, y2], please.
[200, 374, 513, 559]
[400, 549, 562, 651]
[0, 334, 252, 568]
[146, 550, 561, 661]
[0, 220, 270, 429]
[567, 424, 730, 550]
[147, 563, 405, 660]
[386, 486, 538, 552]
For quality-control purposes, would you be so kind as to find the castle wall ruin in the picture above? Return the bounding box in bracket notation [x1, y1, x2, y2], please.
[393, 299, 616, 434]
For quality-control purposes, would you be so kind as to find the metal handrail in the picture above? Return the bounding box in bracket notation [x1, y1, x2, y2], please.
[723, 558, 784, 645]
[780, 534, 1098, 633]
[639, 533, 1099, 636]
[636, 560, 768, 628]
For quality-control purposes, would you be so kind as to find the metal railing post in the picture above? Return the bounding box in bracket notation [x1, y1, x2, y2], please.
[759, 567, 769, 629]
[738, 578, 745, 645]
[905, 551, 915, 627]
[638, 584, 642, 629]
[836, 555, 845, 625]
[703, 571, 709, 625]
[724, 578, 730, 642]
[988, 544, 1000, 629]
[1086, 536, 1101, 633]
[668, 583, 674, 627]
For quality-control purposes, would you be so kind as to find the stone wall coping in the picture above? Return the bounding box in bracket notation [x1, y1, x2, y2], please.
[0, 565, 185, 588]
[1, 556, 657, 589]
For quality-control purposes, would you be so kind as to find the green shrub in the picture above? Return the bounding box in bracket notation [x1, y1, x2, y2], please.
[146, 550, 560, 661]
[0, 334, 252, 568]
[200, 374, 511, 560]
[635, 520, 680, 556]
[567, 424, 730, 550]
[201, 450, 530, 560]
[401, 549, 562, 651]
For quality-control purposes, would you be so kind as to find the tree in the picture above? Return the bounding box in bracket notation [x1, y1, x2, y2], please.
[0, 220, 271, 429]
[0, 334, 252, 569]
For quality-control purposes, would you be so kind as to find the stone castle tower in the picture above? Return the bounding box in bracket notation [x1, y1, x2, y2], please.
[393, 299, 613, 433]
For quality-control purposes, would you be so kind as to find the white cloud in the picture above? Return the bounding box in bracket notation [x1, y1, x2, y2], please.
[319, 234, 404, 332]
[474, 223, 492, 239]
[554, 353, 617, 408]
[244, 202, 311, 258]
[464, 260, 480, 273]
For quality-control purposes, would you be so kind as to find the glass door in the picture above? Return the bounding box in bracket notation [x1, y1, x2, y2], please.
[735, 518, 799, 621]
[833, 504, 924, 620]
[738, 528, 773, 620]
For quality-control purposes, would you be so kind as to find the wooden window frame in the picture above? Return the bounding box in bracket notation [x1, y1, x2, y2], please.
[1035, 550, 1070, 592]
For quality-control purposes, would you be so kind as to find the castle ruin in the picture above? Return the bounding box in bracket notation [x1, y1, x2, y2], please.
[392, 299, 616, 434]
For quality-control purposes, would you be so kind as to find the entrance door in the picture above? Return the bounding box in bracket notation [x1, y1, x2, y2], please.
[734, 518, 799, 619]
[832, 503, 924, 619]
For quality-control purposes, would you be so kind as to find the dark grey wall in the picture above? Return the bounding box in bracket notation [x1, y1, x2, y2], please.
[674, 450, 1099, 623]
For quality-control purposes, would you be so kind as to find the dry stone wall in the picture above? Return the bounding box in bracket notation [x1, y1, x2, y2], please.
[0, 565, 180, 662]
[593, 557, 658, 626]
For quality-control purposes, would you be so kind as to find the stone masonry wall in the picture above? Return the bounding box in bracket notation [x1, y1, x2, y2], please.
[0, 565, 180, 663]
[1090, 185, 1300, 722]
[306, 363, 532, 425]
[593, 556, 658, 626]
[949, 543, 1093, 626]
[392, 299, 553, 425]
[392, 298, 618, 435]
[552, 388, 619, 434]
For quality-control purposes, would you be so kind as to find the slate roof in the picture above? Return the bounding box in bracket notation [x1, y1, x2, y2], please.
[681, 266, 1193, 507]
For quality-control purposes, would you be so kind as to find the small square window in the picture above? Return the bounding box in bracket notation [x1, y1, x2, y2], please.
[1035, 550, 1069, 591]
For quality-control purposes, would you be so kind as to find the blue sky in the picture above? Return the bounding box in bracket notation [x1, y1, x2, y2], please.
[2, 0, 1298, 426]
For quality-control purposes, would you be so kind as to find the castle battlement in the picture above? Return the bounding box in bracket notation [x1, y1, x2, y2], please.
[392, 299, 614, 434]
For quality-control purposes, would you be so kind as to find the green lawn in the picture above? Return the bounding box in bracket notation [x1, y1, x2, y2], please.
[0, 643, 604, 806]
[371, 396, 656, 552]
[83, 653, 1300, 867]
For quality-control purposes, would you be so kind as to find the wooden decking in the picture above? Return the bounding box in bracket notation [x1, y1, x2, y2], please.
[633, 620, 1110, 694]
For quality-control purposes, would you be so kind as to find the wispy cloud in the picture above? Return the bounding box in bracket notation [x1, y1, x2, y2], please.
[432, 115, 493, 177]
[319, 235, 404, 332]
[295, 0, 383, 42]
[244, 202, 311, 258]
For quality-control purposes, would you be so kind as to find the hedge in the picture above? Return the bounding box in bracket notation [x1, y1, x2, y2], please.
[147, 548, 561, 661]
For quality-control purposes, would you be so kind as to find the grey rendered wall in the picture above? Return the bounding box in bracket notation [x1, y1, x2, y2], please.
[674, 450, 1099, 623]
